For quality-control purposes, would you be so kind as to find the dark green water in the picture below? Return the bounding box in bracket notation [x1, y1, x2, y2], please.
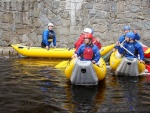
[0, 57, 150, 113]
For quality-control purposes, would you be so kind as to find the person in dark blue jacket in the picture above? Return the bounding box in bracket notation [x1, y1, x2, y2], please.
[41, 23, 56, 50]
[116, 32, 144, 63]
[115, 26, 141, 50]
[76, 33, 100, 64]
[118, 26, 141, 43]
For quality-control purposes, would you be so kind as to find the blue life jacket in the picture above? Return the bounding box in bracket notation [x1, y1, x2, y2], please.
[118, 41, 144, 60]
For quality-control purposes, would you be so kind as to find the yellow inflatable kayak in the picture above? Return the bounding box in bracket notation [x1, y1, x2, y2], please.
[11, 44, 115, 59]
[110, 50, 145, 76]
[11, 44, 75, 58]
[65, 58, 107, 85]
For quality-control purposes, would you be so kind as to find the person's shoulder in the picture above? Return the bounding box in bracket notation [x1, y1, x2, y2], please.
[134, 41, 142, 48]
[119, 34, 125, 39]
[43, 29, 49, 32]
[93, 44, 99, 49]
[80, 44, 85, 47]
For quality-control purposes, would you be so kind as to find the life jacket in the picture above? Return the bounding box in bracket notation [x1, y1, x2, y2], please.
[124, 42, 137, 58]
[123, 35, 138, 57]
[48, 32, 54, 42]
[83, 47, 94, 60]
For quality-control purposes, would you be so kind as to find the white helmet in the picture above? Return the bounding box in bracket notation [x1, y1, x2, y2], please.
[48, 23, 54, 27]
[83, 28, 92, 34]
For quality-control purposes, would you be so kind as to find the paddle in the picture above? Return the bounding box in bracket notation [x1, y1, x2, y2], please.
[119, 43, 150, 72]
[55, 59, 71, 68]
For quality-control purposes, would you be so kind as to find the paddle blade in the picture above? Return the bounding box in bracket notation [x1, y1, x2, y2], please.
[146, 64, 150, 72]
[55, 61, 69, 68]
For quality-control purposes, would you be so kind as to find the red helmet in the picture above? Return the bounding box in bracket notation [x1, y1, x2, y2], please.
[84, 33, 93, 39]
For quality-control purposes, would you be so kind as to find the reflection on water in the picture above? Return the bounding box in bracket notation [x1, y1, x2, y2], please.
[64, 80, 106, 113]
[0, 58, 150, 113]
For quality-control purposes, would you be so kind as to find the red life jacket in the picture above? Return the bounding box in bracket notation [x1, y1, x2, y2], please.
[83, 47, 93, 60]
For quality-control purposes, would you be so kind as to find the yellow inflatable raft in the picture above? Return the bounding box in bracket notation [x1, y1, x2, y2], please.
[11, 44, 115, 59]
[11, 44, 74, 58]
[65, 58, 107, 85]
[110, 50, 145, 76]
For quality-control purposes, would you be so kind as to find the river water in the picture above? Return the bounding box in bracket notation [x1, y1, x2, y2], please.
[0, 57, 150, 113]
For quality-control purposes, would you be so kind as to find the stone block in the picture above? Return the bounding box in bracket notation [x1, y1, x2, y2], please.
[16, 28, 30, 35]
[70, 26, 80, 35]
[2, 13, 13, 23]
[118, 0, 124, 12]
[0, 1, 5, 12]
[14, 12, 23, 24]
[129, 5, 140, 13]
[59, 26, 70, 35]
[39, 13, 50, 26]
[23, 12, 31, 25]
[141, 0, 149, 7]
[111, 1, 117, 13]
[3, 48, 10, 56]
[82, 3, 93, 10]
[130, 22, 143, 30]
[143, 21, 150, 30]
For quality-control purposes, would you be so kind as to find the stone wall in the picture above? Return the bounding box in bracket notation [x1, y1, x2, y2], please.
[0, 0, 150, 47]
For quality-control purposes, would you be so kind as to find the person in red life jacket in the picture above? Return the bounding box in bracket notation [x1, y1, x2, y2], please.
[75, 33, 100, 64]
[74, 28, 102, 53]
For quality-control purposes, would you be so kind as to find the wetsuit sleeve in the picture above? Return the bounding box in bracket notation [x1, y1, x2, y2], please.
[119, 35, 125, 43]
[136, 44, 144, 60]
[114, 35, 125, 49]
[118, 43, 127, 54]
[42, 30, 49, 46]
[76, 44, 84, 57]
[135, 34, 141, 40]
[93, 46, 100, 63]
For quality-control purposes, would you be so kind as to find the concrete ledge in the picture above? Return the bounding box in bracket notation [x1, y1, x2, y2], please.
[0, 47, 18, 56]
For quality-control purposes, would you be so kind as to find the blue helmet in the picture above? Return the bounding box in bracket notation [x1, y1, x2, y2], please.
[123, 26, 130, 30]
[126, 32, 135, 40]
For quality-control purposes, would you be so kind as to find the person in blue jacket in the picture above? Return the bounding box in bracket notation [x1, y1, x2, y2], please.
[116, 32, 144, 63]
[75, 33, 100, 64]
[115, 26, 141, 49]
[41, 23, 56, 50]
[119, 26, 141, 43]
